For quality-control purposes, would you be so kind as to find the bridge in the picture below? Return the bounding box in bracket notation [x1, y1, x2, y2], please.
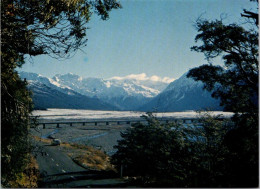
[32, 117, 229, 129]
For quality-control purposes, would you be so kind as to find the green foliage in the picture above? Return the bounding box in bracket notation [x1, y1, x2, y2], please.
[184, 112, 230, 187]
[1, 0, 121, 186]
[187, 3, 258, 187]
[223, 113, 259, 187]
[187, 20, 258, 114]
[2, 0, 121, 61]
[111, 112, 231, 187]
[112, 114, 188, 186]
[1, 71, 33, 186]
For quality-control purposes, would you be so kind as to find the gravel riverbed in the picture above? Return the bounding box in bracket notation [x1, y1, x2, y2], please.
[30, 122, 131, 155]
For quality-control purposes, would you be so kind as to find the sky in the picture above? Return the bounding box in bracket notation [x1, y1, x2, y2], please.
[18, 0, 256, 81]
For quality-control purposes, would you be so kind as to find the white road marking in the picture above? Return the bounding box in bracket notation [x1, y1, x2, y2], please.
[62, 169, 66, 173]
[70, 176, 76, 180]
[51, 158, 54, 161]
[56, 163, 59, 166]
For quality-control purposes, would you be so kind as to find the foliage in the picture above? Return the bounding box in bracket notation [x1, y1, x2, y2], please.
[1, 0, 120, 186]
[184, 112, 230, 187]
[1, 72, 33, 186]
[112, 113, 188, 186]
[8, 154, 40, 188]
[187, 20, 258, 114]
[187, 2, 258, 187]
[111, 112, 231, 187]
[223, 113, 259, 187]
[2, 0, 121, 61]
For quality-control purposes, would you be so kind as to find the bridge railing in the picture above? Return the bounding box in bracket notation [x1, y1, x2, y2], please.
[30, 117, 229, 129]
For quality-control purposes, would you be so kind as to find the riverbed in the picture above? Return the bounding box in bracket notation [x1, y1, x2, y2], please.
[30, 109, 234, 155]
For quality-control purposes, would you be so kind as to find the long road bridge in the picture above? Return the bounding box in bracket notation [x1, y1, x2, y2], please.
[32, 117, 230, 129]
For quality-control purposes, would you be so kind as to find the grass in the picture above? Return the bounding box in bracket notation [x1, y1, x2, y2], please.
[68, 144, 116, 172]
[32, 135, 116, 172]
[8, 154, 40, 188]
[31, 135, 52, 144]
[64, 143, 116, 172]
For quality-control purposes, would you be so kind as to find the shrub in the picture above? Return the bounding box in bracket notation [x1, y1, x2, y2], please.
[111, 112, 232, 187]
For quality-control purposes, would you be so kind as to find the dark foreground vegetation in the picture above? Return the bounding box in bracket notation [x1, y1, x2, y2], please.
[112, 112, 257, 187]
[1, 0, 120, 187]
[1, 0, 258, 187]
[112, 1, 259, 187]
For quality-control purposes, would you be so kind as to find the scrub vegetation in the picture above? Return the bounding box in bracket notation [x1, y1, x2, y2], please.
[1, 0, 120, 186]
[111, 1, 258, 187]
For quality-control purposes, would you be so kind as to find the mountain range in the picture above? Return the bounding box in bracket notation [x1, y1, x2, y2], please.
[139, 73, 222, 112]
[19, 71, 223, 111]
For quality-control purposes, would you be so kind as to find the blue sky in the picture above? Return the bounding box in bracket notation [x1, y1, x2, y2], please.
[19, 0, 256, 80]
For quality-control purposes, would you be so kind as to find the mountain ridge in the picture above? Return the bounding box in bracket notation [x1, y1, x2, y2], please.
[19, 71, 169, 110]
[139, 72, 223, 112]
[19, 71, 222, 111]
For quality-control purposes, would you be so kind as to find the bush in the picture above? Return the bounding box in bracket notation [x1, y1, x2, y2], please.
[111, 112, 232, 187]
[112, 113, 190, 186]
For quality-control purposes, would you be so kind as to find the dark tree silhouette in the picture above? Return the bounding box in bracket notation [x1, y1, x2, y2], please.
[187, 1, 258, 186]
[111, 113, 232, 187]
[1, 0, 121, 186]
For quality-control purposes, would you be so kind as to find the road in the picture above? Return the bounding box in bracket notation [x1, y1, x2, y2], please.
[33, 143, 127, 187]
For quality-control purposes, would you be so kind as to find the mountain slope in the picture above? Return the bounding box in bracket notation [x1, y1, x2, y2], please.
[30, 81, 117, 110]
[51, 73, 167, 110]
[139, 73, 223, 112]
[19, 72, 118, 110]
[20, 71, 223, 111]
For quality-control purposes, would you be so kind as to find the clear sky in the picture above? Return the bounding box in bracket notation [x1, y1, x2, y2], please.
[19, 0, 256, 80]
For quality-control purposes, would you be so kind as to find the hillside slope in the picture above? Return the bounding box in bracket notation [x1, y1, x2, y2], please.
[139, 73, 223, 112]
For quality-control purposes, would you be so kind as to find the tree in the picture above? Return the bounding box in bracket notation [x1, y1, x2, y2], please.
[1, 0, 121, 186]
[187, 21, 258, 114]
[2, 0, 121, 60]
[111, 112, 231, 187]
[241, 0, 259, 25]
[187, 2, 258, 186]
[184, 112, 230, 187]
[111, 113, 190, 187]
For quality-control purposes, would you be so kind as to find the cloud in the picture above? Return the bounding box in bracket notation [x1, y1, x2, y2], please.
[110, 73, 147, 81]
[110, 73, 175, 83]
[162, 77, 175, 83]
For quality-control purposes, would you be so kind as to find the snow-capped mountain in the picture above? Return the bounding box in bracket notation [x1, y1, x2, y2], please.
[139, 72, 223, 112]
[20, 71, 222, 111]
[30, 81, 117, 110]
[50, 73, 170, 110]
[51, 73, 166, 99]
[19, 72, 169, 110]
[20, 72, 117, 110]
[20, 72, 75, 94]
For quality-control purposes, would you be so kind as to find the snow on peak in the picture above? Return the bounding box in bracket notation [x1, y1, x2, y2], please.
[78, 77, 83, 81]
[105, 81, 111, 88]
[20, 71, 175, 100]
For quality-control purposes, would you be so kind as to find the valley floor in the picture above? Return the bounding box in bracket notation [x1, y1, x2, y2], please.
[29, 110, 235, 187]
[31, 109, 234, 155]
[31, 122, 131, 155]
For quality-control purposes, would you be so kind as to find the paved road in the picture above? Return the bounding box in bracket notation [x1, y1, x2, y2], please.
[33, 142, 127, 187]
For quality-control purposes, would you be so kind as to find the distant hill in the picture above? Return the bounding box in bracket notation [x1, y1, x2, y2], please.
[20, 72, 168, 110]
[20, 71, 223, 111]
[139, 72, 223, 112]
[51, 73, 168, 110]
[20, 72, 118, 110]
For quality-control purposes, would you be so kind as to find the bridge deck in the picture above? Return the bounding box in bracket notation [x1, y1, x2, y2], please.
[31, 117, 228, 129]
